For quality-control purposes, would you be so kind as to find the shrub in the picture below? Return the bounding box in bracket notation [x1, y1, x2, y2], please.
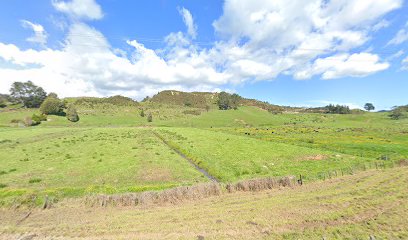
[389, 109, 404, 120]
[32, 113, 47, 123]
[28, 178, 42, 183]
[140, 109, 145, 117]
[66, 104, 79, 122]
[10, 119, 21, 124]
[0, 100, 6, 108]
[0, 183, 7, 188]
[147, 113, 153, 122]
[40, 96, 65, 115]
[24, 116, 40, 126]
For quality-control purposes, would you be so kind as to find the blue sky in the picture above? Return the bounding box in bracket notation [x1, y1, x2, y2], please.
[0, 0, 407, 110]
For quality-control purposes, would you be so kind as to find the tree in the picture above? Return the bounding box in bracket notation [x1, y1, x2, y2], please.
[325, 104, 351, 114]
[147, 113, 153, 122]
[66, 104, 79, 122]
[47, 92, 58, 98]
[140, 108, 145, 117]
[9, 81, 47, 108]
[364, 103, 375, 112]
[0, 94, 9, 108]
[230, 93, 241, 110]
[389, 109, 404, 120]
[40, 95, 65, 115]
[0, 99, 6, 108]
[217, 92, 230, 110]
[217, 92, 241, 110]
[142, 96, 150, 102]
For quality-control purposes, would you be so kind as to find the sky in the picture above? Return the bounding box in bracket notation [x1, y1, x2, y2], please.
[0, 0, 407, 110]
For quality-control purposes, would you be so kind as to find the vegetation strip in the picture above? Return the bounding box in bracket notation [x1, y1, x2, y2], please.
[152, 131, 219, 182]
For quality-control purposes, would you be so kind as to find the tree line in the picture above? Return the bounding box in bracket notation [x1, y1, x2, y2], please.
[1, 81, 79, 124]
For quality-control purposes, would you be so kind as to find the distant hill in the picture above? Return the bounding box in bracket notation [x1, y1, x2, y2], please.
[150, 90, 217, 109]
[70, 95, 139, 107]
[150, 90, 285, 112]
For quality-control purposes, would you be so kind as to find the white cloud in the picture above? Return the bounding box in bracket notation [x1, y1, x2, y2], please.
[52, 0, 103, 20]
[387, 29, 408, 45]
[0, 0, 403, 98]
[0, 23, 230, 98]
[20, 20, 48, 46]
[295, 53, 390, 79]
[372, 19, 390, 32]
[178, 7, 197, 39]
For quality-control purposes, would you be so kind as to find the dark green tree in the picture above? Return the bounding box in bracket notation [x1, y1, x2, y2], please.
[40, 95, 65, 115]
[325, 104, 351, 114]
[364, 103, 375, 112]
[66, 104, 79, 122]
[140, 108, 145, 117]
[9, 81, 47, 108]
[147, 113, 153, 122]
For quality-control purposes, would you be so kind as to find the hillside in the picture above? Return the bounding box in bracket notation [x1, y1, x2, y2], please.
[150, 90, 286, 112]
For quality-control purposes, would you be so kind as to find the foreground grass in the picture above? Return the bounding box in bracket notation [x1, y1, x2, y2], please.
[1, 167, 407, 239]
[0, 127, 206, 205]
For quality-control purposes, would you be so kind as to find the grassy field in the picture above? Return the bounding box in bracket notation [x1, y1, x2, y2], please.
[1, 104, 407, 207]
[157, 127, 374, 182]
[1, 167, 407, 239]
[0, 127, 207, 205]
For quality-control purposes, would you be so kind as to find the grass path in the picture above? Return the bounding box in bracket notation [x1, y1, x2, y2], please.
[152, 131, 219, 182]
[1, 167, 407, 239]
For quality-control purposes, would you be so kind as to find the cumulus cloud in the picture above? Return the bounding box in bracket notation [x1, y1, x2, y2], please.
[0, 0, 403, 98]
[295, 53, 390, 79]
[178, 7, 197, 39]
[20, 20, 48, 46]
[0, 23, 229, 98]
[52, 0, 103, 20]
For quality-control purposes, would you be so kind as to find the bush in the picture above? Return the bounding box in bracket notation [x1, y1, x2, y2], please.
[147, 113, 153, 122]
[32, 113, 47, 123]
[40, 96, 65, 115]
[28, 178, 42, 183]
[140, 109, 145, 117]
[10, 119, 21, 124]
[24, 116, 40, 126]
[389, 109, 404, 120]
[66, 104, 79, 122]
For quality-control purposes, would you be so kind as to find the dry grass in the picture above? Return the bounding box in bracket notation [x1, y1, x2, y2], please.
[0, 167, 407, 239]
[226, 176, 296, 192]
[85, 182, 222, 207]
[1, 167, 407, 239]
[84, 176, 296, 207]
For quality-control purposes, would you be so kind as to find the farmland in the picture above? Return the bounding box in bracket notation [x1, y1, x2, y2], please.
[1, 95, 408, 239]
